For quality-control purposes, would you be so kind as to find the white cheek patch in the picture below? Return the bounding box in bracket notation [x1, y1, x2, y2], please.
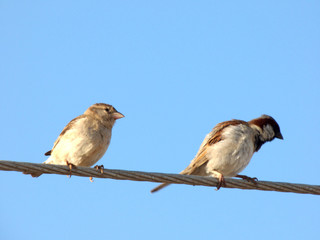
[262, 124, 275, 140]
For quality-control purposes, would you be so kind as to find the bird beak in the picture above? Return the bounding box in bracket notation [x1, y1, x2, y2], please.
[112, 112, 125, 120]
[276, 132, 284, 140]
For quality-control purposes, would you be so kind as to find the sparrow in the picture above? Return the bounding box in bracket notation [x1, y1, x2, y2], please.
[31, 103, 124, 178]
[151, 114, 283, 193]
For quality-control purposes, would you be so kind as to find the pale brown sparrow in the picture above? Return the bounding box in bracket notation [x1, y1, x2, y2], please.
[151, 114, 283, 193]
[31, 103, 124, 177]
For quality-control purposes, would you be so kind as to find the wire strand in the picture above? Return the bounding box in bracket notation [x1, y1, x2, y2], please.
[0, 160, 319, 195]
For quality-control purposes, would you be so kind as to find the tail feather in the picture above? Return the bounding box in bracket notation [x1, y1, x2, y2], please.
[23, 159, 50, 177]
[30, 172, 42, 177]
[151, 183, 170, 193]
[23, 171, 42, 177]
[151, 169, 193, 193]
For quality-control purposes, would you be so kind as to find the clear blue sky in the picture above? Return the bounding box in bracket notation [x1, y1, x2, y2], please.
[1, 1, 319, 239]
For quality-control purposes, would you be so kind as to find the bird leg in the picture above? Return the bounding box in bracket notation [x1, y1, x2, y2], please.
[212, 171, 226, 190]
[216, 174, 226, 190]
[236, 174, 258, 184]
[65, 161, 75, 178]
[89, 165, 105, 182]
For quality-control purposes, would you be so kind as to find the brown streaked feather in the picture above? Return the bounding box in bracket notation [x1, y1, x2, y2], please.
[44, 150, 52, 156]
[181, 119, 248, 175]
[46, 115, 86, 155]
[207, 120, 248, 145]
[180, 148, 209, 175]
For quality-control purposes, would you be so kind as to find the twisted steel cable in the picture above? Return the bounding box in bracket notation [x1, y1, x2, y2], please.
[0, 160, 319, 195]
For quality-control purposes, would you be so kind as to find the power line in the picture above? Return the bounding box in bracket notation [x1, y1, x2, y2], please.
[0, 160, 319, 195]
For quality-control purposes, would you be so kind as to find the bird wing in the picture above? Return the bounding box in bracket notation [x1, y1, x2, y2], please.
[44, 115, 86, 156]
[181, 119, 248, 175]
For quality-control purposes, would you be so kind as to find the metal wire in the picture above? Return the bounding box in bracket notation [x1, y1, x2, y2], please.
[1, 160, 319, 195]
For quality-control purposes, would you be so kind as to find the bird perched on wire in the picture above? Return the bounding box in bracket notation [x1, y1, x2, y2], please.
[151, 114, 283, 193]
[31, 103, 124, 178]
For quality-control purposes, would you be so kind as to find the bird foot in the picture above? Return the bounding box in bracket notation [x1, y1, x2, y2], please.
[94, 165, 104, 174]
[236, 174, 258, 184]
[66, 161, 76, 178]
[215, 173, 226, 190]
[89, 165, 104, 182]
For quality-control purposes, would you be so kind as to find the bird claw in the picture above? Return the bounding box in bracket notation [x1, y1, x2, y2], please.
[89, 165, 104, 182]
[215, 174, 226, 190]
[66, 161, 76, 178]
[236, 174, 258, 184]
[94, 165, 104, 174]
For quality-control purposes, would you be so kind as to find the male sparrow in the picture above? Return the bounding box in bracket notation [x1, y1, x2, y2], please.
[31, 103, 124, 177]
[151, 114, 283, 193]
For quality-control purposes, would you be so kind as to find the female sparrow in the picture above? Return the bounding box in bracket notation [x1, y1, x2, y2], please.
[151, 114, 283, 193]
[32, 103, 124, 177]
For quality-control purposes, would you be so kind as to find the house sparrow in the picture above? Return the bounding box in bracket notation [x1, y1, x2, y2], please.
[151, 114, 283, 193]
[31, 103, 124, 177]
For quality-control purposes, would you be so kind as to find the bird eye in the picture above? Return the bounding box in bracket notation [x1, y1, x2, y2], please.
[105, 108, 110, 113]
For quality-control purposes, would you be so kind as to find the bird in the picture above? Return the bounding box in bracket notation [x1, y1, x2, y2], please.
[30, 103, 124, 178]
[151, 114, 283, 193]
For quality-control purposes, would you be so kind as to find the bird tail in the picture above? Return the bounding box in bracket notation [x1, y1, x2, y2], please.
[150, 183, 170, 193]
[23, 170, 42, 177]
[151, 167, 195, 193]
[23, 158, 52, 177]
[30, 172, 42, 177]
